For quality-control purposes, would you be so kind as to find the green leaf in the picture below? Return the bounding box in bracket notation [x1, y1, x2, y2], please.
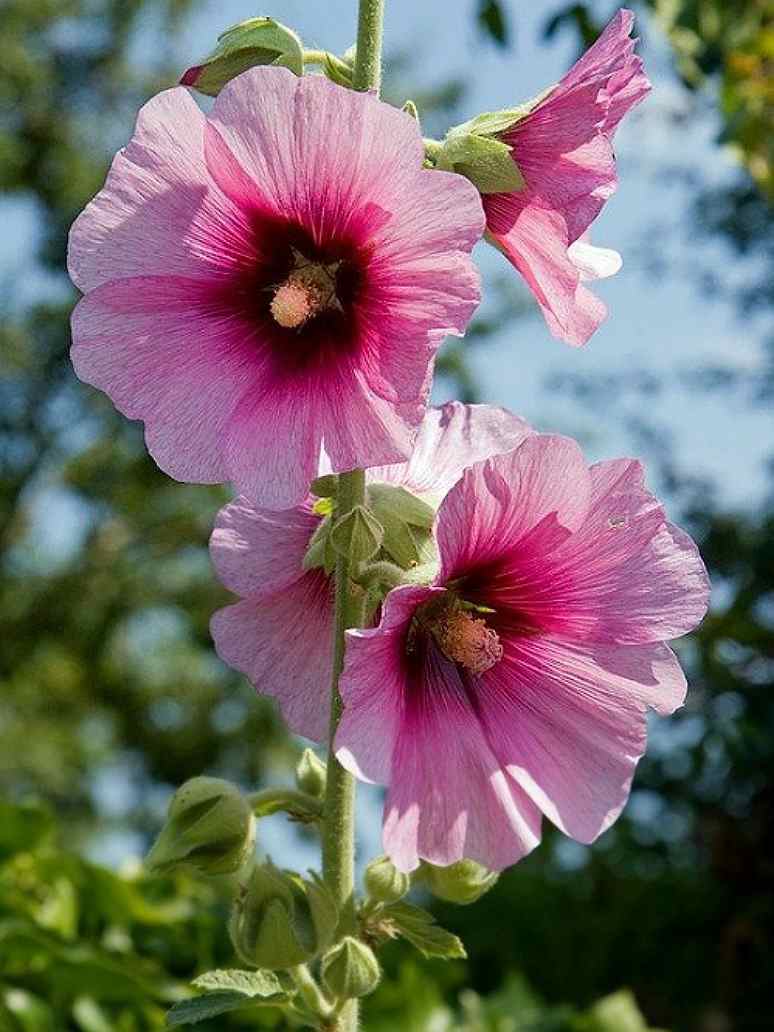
[191, 969, 284, 997]
[382, 902, 466, 960]
[0, 802, 54, 860]
[477, 0, 509, 46]
[166, 969, 290, 1025]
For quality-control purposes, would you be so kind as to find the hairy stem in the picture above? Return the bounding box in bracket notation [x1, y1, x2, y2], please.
[321, 468, 366, 1030]
[352, 0, 385, 93]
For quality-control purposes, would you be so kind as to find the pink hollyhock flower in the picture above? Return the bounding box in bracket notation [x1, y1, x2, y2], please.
[68, 67, 484, 509]
[483, 8, 650, 346]
[336, 434, 709, 871]
[208, 403, 530, 741]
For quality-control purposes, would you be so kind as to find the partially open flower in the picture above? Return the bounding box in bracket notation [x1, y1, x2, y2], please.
[451, 9, 650, 346]
[209, 403, 530, 742]
[68, 67, 484, 509]
[336, 435, 709, 872]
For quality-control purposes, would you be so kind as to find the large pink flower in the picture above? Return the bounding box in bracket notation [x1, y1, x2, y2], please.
[209, 403, 531, 741]
[336, 435, 709, 871]
[484, 9, 650, 346]
[68, 67, 484, 509]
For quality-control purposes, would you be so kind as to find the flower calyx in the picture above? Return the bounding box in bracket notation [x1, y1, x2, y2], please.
[295, 748, 327, 798]
[417, 858, 499, 905]
[230, 863, 338, 970]
[180, 17, 304, 96]
[364, 855, 410, 905]
[145, 776, 255, 877]
[321, 937, 381, 1000]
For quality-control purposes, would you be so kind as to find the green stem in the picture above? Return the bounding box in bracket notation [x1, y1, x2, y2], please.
[352, 0, 385, 92]
[321, 469, 366, 1031]
[302, 49, 329, 65]
[290, 964, 333, 1022]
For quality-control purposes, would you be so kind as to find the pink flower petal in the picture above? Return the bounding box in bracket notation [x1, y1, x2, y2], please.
[336, 586, 542, 871]
[68, 88, 252, 293]
[475, 634, 686, 843]
[367, 401, 532, 503]
[486, 207, 608, 347]
[210, 499, 318, 599]
[210, 571, 334, 742]
[437, 434, 592, 578]
[70, 277, 263, 484]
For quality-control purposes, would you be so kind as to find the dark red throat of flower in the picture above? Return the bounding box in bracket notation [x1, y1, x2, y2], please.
[417, 596, 503, 676]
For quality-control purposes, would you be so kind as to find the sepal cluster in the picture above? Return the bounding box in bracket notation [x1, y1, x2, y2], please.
[180, 18, 304, 95]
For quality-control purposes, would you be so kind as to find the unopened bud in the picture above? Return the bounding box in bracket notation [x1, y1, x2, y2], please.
[364, 855, 410, 904]
[296, 749, 327, 798]
[146, 777, 255, 877]
[181, 17, 304, 96]
[321, 937, 381, 999]
[419, 859, 498, 905]
[230, 864, 337, 970]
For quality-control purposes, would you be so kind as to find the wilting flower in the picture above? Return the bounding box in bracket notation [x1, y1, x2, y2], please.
[68, 67, 484, 509]
[482, 9, 650, 346]
[209, 403, 530, 741]
[335, 435, 709, 871]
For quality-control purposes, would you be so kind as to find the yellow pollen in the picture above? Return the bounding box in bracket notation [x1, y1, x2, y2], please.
[269, 256, 341, 330]
[434, 609, 503, 676]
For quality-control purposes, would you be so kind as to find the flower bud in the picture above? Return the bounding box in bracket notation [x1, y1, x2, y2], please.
[419, 859, 498, 905]
[364, 855, 410, 904]
[295, 749, 327, 798]
[366, 483, 437, 571]
[146, 777, 255, 877]
[330, 505, 384, 565]
[180, 17, 304, 96]
[230, 864, 337, 970]
[321, 937, 381, 999]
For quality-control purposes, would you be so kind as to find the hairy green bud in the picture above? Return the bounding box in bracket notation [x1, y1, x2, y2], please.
[364, 855, 410, 904]
[145, 777, 255, 877]
[419, 859, 499, 905]
[321, 937, 381, 999]
[230, 864, 337, 970]
[180, 17, 304, 96]
[295, 749, 327, 798]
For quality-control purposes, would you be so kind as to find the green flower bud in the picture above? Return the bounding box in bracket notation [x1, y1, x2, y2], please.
[146, 777, 255, 877]
[330, 505, 384, 565]
[230, 864, 337, 970]
[295, 749, 327, 798]
[180, 17, 304, 96]
[364, 855, 410, 904]
[366, 483, 437, 571]
[419, 859, 499, 905]
[321, 937, 381, 999]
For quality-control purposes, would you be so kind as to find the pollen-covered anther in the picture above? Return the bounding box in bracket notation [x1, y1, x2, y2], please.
[434, 609, 503, 676]
[270, 257, 341, 329]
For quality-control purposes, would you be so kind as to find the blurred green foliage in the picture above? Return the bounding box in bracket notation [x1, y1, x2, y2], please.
[0, 2, 772, 1031]
[0, 800, 666, 1031]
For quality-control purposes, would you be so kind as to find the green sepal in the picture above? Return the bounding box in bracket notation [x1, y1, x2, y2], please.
[381, 901, 466, 960]
[302, 516, 337, 576]
[449, 86, 554, 139]
[440, 132, 525, 194]
[416, 858, 499, 905]
[402, 99, 420, 123]
[364, 855, 410, 904]
[181, 17, 304, 96]
[330, 505, 384, 565]
[366, 484, 436, 569]
[250, 787, 322, 824]
[311, 474, 339, 499]
[321, 51, 354, 87]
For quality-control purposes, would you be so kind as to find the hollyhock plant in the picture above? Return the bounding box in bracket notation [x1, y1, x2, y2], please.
[335, 434, 709, 871]
[478, 9, 650, 346]
[68, 66, 484, 509]
[209, 403, 530, 741]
